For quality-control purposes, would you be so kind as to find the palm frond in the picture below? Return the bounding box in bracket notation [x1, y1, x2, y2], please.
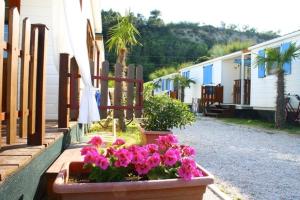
[282, 42, 300, 63]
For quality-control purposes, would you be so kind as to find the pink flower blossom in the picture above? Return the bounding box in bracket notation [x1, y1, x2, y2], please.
[113, 138, 125, 146]
[163, 148, 180, 166]
[80, 146, 98, 156]
[178, 158, 200, 180]
[88, 136, 103, 147]
[156, 134, 178, 150]
[114, 149, 133, 167]
[146, 153, 161, 168]
[130, 146, 149, 165]
[106, 146, 116, 156]
[182, 146, 196, 157]
[135, 163, 150, 175]
[83, 151, 98, 164]
[95, 155, 109, 170]
[146, 144, 159, 154]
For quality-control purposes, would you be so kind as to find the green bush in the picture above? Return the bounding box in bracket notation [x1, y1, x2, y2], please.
[143, 95, 195, 131]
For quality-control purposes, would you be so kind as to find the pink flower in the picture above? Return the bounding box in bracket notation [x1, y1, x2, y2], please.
[156, 134, 178, 150]
[146, 153, 161, 168]
[88, 136, 103, 147]
[130, 146, 149, 165]
[163, 148, 180, 166]
[83, 151, 98, 164]
[95, 155, 110, 170]
[80, 146, 98, 156]
[146, 144, 159, 154]
[135, 163, 150, 175]
[178, 158, 200, 180]
[106, 146, 117, 156]
[182, 146, 195, 157]
[113, 138, 125, 146]
[114, 149, 133, 167]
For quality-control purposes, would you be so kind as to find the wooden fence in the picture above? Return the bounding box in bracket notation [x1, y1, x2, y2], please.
[233, 79, 251, 105]
[200, 85, 223, 108]
[58, 54, 143, 128]
[0, 2, 48, 148]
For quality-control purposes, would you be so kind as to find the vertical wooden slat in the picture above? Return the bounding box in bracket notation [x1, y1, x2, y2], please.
[0, 0, 4, 147]
[100, 61, 109, 119]
[113, 63, 122, 118]
[58, 53, 70, 128]
[32, 24, 47, 145]
[70, 57, 80, 121]
[126, 64, 135, 120]
[135, 65, 143, 118]
[96, 51, 100, 88]
[20, 18, 31, 138]
[28, 28, 38, 142]
[6, 7, 19, 144]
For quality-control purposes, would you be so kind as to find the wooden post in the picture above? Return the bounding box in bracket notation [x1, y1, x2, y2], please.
[240, 54, 245, 105]
[0, 0, 4, 147]
[100, 61, 109, 119]
[126, 64, 135, 120]
[96, 51, 100, 88]
[28, 27, 38, 143]
[30, 24, 47, 145]
[135, 65, 143, 118]
[6, 7, 19, 144]
[20, 18, 31, 138]
[70, 57, 80, 121]
[58, 53, 70, 128]
[113, 63, 122, 118]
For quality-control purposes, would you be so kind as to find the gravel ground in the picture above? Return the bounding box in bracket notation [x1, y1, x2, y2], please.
[173, 117, 300, 200]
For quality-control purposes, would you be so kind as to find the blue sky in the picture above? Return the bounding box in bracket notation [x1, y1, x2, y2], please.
[102, 0, 300, 35]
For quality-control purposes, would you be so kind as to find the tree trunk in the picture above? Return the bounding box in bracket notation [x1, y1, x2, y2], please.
[275, 69, 285, 128]
[180, 86, 185, 102]
[117, 48, 127, 132]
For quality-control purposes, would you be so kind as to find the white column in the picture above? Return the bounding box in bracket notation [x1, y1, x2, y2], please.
[240, 54, 245, 105]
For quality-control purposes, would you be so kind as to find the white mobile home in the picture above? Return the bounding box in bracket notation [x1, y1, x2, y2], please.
[4, 0, 105, 119]
[249, 30, 300, 111]
[179, 51, 251, 105]
[153, 73, 178, 95]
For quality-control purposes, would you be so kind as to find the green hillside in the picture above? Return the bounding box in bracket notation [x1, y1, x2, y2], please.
[102, 10, 278, 81]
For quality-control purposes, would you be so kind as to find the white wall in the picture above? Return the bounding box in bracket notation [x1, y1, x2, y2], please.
[250, 35, 300, 110]
[221, 59, 240, 104]
[182, 66, 202, 104]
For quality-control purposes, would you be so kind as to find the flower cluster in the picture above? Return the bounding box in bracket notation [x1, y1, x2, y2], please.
[81, 134, 203, 181]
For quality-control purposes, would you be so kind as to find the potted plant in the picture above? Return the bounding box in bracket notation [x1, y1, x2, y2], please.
[141, 95, 195, 144]
[53, 135, 214, 200]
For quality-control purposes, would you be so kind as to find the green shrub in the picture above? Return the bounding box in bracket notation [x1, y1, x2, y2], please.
[143, 95, 195, 131]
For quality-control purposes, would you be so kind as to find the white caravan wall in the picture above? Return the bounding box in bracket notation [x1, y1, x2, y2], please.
[212, 60, 222, 85]
[183, 65, 203, 104]
[251, 36, 300, 110]
[221, 59, 240, 104]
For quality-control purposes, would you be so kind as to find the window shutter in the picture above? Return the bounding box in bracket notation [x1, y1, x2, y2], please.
[186, 71, 190, 79]
[203, 64, 213, 85]
[161, 79, 164, 91]
[258, 49, 265, 78]
[280, 42, 292, 75]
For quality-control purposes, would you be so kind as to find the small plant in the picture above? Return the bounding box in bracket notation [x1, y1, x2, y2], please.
[81, 134, 203, 182]
[143, 95, 195, 131]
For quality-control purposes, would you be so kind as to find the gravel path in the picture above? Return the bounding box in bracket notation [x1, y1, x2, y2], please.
[173, 117, 300, 200]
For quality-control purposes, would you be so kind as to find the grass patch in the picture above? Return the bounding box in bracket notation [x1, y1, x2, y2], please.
[221, 118, 300, 134]
[89, 120, 143, 145]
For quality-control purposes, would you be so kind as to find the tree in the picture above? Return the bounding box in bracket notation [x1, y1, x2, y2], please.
[172, 75, 195, 102]
[106, 13, 141, 131]
[255, 43, 300, 128]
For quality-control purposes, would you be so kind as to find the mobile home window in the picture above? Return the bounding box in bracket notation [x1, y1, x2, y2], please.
[266, 47, 280, 75]
[4, 24, 8, 58]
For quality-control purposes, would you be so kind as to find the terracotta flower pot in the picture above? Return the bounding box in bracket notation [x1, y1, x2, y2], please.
[138, 125, 172, 144]
[53, 162, 214, 200]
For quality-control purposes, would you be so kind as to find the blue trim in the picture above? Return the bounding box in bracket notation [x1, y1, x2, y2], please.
[258, 50, 266, 78]
[280, 42, 292, 75]
[203, 64, 213, 85]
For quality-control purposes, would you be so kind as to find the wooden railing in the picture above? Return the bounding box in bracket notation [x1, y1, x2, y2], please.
[58, 54, 143, 128]
[0, 1, 48, 148]
[200, 85, 223, 108]
[233, 79, 250, 105]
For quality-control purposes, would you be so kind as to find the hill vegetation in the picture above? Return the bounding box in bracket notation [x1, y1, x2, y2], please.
[102, 9, 278, 81]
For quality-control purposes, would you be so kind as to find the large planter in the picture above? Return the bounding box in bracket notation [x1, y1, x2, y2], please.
[139, 126, 172, 144]
[53, 162, 214, 200]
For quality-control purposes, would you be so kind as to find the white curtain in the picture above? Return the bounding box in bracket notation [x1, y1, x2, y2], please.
[62, 0, 100, 123]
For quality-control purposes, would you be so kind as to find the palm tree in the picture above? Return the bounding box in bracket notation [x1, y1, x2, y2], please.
[172, 75, 195, 102]
[255, 42, 300, 128]
[106, 13, 141, 131]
